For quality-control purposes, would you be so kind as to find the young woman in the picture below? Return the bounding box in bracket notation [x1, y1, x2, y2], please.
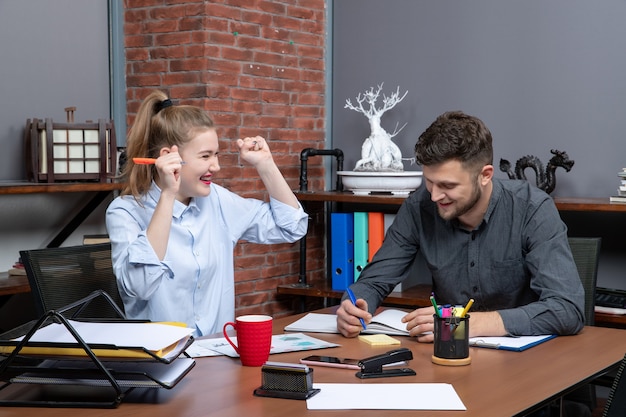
[106, 90, 308, 336]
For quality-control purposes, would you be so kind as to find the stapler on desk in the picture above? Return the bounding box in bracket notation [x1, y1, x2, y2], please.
[355, 347, 416, 379]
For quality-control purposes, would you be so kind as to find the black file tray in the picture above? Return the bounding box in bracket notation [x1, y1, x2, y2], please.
[0, 292, 195, 408]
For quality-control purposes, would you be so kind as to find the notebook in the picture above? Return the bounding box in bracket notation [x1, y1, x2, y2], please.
[284, 309, 412, 336]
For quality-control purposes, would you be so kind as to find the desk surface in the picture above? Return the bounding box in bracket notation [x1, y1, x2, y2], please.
[2, 310, 626, 417]
[0, 274, 29, 297]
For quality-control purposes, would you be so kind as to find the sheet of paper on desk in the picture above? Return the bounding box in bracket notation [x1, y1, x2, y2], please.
[188, 333, 340, 358]
[14, 320, 194, 352]
[284, 313, 339, 333]
[306, 383, 466, 410]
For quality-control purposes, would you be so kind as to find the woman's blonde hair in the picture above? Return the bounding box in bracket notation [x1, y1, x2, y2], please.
[121, 90, 215, 198]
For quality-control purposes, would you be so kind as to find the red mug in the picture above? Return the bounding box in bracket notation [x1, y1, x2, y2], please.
[223, 315, 273, 366]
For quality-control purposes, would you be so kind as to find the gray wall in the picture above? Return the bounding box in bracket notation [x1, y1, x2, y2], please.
[332, 0, 626, 290]
[332, 0, 626, 199]
[0, 0, 113, 272]
[0, 0, 111, 182]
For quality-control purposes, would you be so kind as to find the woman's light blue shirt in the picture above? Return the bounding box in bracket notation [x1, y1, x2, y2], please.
[106, 182, 308, 336]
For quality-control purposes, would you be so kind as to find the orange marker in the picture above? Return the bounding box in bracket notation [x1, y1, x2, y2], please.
[133, 157, 185, 165]
[132, 157, 157, 165]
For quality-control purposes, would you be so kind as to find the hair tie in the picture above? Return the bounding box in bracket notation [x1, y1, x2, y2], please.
[155, 98, 174, 113]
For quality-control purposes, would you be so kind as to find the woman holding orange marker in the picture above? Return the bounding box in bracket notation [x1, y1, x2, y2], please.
[106, 90, 307, 336]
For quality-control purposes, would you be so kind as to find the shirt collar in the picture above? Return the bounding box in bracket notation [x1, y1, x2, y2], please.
[483, 179, 502, 225]
[146, 182, 200, 219]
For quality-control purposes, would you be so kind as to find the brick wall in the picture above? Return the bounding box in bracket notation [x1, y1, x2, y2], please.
[123, 0, 328, 318]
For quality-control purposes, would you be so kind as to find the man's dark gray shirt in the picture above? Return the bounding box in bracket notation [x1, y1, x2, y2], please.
[349, 178, 585, 336]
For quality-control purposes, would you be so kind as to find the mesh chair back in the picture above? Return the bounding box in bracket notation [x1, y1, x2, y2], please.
[20, 243, 124, 319]
[568, 237, 601, 326]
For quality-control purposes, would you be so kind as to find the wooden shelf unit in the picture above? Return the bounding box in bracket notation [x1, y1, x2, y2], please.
[0, 182, 123, 297]
[293, 192, 626, 212]
[0, 181, 123, 195]
[278, 192, 626, 327]
[1, 182, 123, 248]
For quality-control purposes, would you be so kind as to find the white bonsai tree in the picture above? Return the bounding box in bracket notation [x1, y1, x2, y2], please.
[344, 83, 408, 172]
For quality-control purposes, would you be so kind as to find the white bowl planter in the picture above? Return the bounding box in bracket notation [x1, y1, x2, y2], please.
[338, 170, 423, 196]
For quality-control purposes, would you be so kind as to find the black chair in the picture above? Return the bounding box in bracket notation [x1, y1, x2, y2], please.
[568, 237, 602, 326]
[551, 238, 602, 416]
[20, 243, 124, 319]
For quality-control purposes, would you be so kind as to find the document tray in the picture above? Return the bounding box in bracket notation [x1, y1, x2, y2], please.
[0, 293, 195, 408]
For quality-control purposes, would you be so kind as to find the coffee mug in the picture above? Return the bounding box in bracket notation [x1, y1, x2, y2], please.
[223, 315, 273, 366]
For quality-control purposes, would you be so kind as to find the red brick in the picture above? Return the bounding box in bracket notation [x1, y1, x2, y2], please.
[144, 20, 178, 33]
[124, 0, 326, 320]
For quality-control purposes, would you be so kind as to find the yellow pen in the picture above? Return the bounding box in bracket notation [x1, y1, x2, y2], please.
[460, 298, 474, 317]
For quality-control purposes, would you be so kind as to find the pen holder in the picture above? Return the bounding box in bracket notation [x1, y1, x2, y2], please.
[432, 314, 471, 366]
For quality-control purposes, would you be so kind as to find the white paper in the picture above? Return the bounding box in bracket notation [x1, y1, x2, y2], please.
[306, 383, 466, 410]
[284, 313, 338, 333]
[15, 321, 194, 352]
[189, 333, 340, 358]
[284, 311, 431, 337]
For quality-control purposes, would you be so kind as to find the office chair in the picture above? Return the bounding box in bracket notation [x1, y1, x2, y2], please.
[552, 238, 602, 416]
[568, 237, 602, 326]
[20, 243, 125, 319]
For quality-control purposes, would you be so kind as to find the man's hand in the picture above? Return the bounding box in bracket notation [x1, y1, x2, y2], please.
[336, 298, 371, 338]
[402, 306, 436, 342]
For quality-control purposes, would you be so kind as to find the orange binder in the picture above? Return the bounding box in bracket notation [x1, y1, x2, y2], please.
[368, 212, 385, 261]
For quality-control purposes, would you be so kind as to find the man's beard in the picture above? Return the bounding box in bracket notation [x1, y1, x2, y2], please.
[437, 182, 482, 221]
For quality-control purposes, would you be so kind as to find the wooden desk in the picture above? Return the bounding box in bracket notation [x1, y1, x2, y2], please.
[0, 274, 29, 297]
[2, 310, 626, 417]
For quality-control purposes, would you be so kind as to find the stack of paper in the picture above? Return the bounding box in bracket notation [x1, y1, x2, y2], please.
[5, 320, 194, 360]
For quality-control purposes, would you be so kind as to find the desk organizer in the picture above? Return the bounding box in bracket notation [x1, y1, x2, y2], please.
[254, 362, 320, 400]
[0, 291, 194, 408]
[24, 107, 117, 183]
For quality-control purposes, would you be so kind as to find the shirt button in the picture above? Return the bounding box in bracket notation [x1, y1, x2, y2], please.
[194, 251, 200, 256]
[470, 261, 475, 267]
[472, 286, 478, 292]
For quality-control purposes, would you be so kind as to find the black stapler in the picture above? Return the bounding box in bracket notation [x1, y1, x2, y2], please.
[355, 347, 417, 379]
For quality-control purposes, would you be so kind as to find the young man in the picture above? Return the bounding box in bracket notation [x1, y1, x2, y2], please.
[337, 111, 585, 342]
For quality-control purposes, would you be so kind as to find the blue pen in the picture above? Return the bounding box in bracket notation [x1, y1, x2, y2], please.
[346, 287, 367, 330]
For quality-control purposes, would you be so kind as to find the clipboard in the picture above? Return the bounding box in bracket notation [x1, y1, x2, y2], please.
[469, 335, 556, 352]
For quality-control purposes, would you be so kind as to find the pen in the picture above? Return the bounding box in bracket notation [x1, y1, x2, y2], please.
[346, 287, 367, 330]
[430, 293, 441, 318]
[460, 298, 474, 317]
[132, 157, 186, 165]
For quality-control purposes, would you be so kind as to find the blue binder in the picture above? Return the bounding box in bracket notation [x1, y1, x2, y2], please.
[330, 212, 354, 290]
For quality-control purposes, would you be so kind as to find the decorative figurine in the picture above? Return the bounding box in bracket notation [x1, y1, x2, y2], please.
[344, 83, 408, 172]
[499, 149, 574, 194]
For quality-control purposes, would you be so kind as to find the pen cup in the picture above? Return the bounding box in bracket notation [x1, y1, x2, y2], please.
[432, 314, 471, 366]
[223, 315, 273, 366]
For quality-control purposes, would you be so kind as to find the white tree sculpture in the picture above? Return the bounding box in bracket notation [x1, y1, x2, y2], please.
[344, 83, 408, 172]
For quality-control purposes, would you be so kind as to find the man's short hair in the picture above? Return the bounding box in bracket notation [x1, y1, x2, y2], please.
[414, 111, 493, 172]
